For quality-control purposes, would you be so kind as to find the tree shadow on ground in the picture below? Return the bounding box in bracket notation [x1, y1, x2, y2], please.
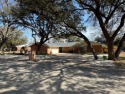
[0, 54, 125, 94]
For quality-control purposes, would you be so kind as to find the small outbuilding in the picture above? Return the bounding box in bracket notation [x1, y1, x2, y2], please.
[14, 44, 31, 51]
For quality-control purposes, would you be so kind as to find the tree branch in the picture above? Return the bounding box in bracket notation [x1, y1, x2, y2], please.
[77, 0, 95, 11]
[94, 0, 100, 11]
[105, 0, 125, 24]
[112, 13, 125, 39]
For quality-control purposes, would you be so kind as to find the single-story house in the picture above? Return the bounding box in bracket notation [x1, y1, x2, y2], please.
[30, 42, 78, 54]
[30, 42, 103, 55]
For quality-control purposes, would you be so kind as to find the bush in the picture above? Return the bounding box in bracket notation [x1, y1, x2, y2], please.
[103, 56, 107, 60]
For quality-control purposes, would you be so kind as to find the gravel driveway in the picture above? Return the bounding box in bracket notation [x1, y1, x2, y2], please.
[0, 53, 125, 94]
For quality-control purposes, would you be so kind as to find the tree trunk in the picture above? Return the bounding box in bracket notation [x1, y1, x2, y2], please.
[86, 40, 98, 60]
[115, 34, 125, 59]
[0, 38, 7, 50]
[107, 41, 116, 60]
[0, 42, 5, 49]
[79, 34, 98, 60]
[36, 38, 44, 55]
[65, 24, 98, 60]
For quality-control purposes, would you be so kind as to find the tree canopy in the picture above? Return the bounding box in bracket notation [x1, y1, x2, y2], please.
[74, 0, 125, 60]
[11, 0, 68, 53]
[0, 0, 19, 49]
[1, 28, 27, 49]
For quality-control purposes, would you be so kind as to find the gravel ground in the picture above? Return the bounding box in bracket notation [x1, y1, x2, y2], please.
[0, 53, 125, 94]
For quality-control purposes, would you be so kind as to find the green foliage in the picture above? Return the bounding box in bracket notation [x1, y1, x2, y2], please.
[11, 0, 84, 48]
[95, 34, 106, 44]
[1, 28, 27, 49]
[113, 37, 125, 50]
[11, 0, 65, 41]
[67, 36, 82, 42]
[0, 0, 21, 49]
[74, 41, 85, 47]
[102, 45, 108, 53]
[123, 42, 125, 48]
[114, 37, 122, 46]
[8, 35, 27, 47]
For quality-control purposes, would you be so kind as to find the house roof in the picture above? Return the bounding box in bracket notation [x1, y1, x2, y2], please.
[83, 41, 102, 46]
[30, 41, 102, 48]
[45, 42, 78, 47]
[16, 44, 31, 47]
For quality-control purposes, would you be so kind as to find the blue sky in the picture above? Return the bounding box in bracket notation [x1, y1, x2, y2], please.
[22, 27, 99, 43]
[21, 29, 33, 43]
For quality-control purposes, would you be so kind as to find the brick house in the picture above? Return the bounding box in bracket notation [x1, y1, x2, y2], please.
[30, 42, 78, 54]
[30, 42, 103, 55]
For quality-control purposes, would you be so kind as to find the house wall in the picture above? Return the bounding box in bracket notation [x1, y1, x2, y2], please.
[63, 47, 68, 53]
[16, 47, 22, 51]
[31, 44, 48, 54]
[27, 47, 31, 51]
[102, 46, 117, 53]
[73, 47, 86, 53]
[87, 45, 103, 53]
[48, 47, 59, 54]
[31, 44, 60, 54]
[41, 45, 48, 54]
[47, 48, 52, 54]
[59, 47, 79, 53]
[62, 47, 72, 53]
[92, 45, 103, 53]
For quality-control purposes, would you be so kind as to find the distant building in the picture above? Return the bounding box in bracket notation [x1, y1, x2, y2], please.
[30, 42, 103, 55]
[12, 41, 103, 55]
[30, 42, 78, 54]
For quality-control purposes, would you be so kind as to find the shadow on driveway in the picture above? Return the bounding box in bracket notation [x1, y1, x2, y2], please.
[0, 54, 125, 94]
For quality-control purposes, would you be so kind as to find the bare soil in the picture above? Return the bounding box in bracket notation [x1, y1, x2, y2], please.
[0, 54, 125, 94]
